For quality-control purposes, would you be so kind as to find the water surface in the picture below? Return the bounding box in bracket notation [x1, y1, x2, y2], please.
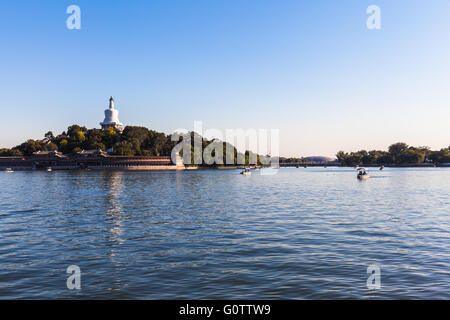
[0, 167, 449, 299]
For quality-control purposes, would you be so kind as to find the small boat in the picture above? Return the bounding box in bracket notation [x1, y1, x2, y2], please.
[379, 165, 384, 171]
[46, 167, 52, 172]
[357, 168, 370, 180]
[4, 168, 14, 173]
[240, 168, 251, 176]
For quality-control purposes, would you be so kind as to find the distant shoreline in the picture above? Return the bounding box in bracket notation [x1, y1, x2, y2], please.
[2, 163, 449, 172]
[279, 163, 450, 168]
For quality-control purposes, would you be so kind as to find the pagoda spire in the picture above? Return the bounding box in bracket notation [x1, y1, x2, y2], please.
[109, 96, 114, 110]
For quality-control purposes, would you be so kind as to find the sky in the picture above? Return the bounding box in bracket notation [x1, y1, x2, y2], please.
[0, 0, 449, 157]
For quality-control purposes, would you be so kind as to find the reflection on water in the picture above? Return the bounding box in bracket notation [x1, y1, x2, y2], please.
[0, 168, 449, 299]
[104, 171, 124, 244]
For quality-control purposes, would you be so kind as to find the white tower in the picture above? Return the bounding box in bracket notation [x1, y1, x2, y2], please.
[100, 96, 123, 132]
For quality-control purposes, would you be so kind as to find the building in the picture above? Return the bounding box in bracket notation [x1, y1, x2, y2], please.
[32, 151, 65, 158]
[77, 149, 109, 157]
[0, 152, 182, 170]
[100, 96, 123, 132]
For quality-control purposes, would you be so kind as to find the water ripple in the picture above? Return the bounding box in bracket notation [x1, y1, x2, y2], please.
[0, 168, 449, 299]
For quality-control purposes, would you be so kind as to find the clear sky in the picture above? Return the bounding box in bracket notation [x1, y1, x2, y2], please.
[0, 0, 449, 157]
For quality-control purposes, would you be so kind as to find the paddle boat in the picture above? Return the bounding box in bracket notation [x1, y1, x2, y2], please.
[357, 167, 370, 180]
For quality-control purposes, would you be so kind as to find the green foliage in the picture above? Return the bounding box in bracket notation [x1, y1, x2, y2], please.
[428, 148, 450, 164]
[71, 147, 82, 154]
[114, 141, 135, 156]
[12, 139, 57, 156]
[388, 142, 409, 160]
[44, 131, 54, 140]
[67, 125, 87, 137]
[0, 148, 23, 156]
[279, 157, 306, 163]
[122, 126, 150, 145]
[75, 131, 86, 143]
[336, 142, 444, 166]
[3, 125, 269, 166]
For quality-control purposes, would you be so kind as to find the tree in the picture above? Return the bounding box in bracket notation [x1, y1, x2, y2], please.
[45, 131, 54, 140]
[74, 131, 86, 143]
[388, 142, 409, 155]
[0, 148, 23, 156]
[336, 151, 348, 165]
[429, 148, 450, 164]
[0, 124, 281, 166]
[388, 142, 409, 163]
[14, 139, 48, 156]
[114, 141, 135, 156]
[85, 129, 104, 150]
[377, 152, 393, 165]
[396, 149, 423, 164]
[122, 126, 149, 145]
[67, 125, 87, 137]
[102, 127, 119, 149]
[59, 139, 69, 153]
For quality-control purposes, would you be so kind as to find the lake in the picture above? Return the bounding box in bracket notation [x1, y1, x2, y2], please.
[0, 167, 449, 299]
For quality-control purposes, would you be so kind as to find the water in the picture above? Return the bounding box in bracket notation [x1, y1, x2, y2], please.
[0, 167, 449, 299]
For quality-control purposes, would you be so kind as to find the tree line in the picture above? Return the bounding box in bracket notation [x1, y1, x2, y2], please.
[336, 142, 450, 166]
[0, 125, 175, 157]
[0, 125, 264, 166]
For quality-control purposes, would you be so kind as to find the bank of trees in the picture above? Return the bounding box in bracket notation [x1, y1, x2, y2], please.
[0, 125, 178, 157]
[1, 125, 266, 166]
[279, 157, 307, 164]
[336, 142, 450, 166]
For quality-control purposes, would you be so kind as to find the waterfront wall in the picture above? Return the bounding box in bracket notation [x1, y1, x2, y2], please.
[0, 155, 186, 171]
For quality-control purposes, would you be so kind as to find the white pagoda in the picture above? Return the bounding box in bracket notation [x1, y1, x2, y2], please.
[100, 96, 123, 132]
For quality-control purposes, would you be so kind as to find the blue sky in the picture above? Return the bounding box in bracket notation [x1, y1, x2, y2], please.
[0, 0, 449, 157]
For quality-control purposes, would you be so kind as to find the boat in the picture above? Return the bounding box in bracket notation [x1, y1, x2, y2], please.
[46, 167, 52, 172]
[240, 168, 251, 176]
[357, 167, 370, 180]
[379, 165, 384, 171]
[4, 168, 14, 173]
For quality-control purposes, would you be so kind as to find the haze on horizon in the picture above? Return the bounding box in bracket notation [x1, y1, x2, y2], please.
[0, 0, 449, 158]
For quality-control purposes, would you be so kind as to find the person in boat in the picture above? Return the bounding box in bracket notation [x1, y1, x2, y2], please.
[358, 170, 367, 176]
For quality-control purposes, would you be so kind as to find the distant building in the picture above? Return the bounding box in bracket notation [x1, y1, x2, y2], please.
[100, 96, 123, 132]
[32, 151, 65, 158]
[76, 149, 109, 157]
